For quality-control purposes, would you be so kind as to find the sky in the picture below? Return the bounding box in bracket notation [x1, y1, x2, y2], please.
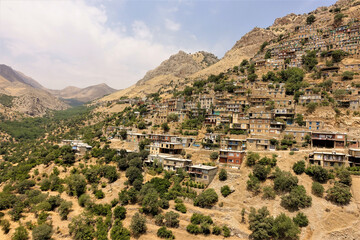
[0, 0, 337, 90]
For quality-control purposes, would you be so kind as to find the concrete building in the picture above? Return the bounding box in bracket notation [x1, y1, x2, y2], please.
[311, 131, 346, 148]
[186, 164, 218, 185]
[163, 157, 192, 171]
[219, 149, 246, 166]
[308, 151, 348, 168]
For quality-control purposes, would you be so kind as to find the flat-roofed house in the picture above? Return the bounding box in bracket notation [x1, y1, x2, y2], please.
[163, 157, 192, 171]
[311, 131, 346, 148]
[186, 164, 218, 185]
[308, 151, 348, 168]
[219, 149, 246, 166]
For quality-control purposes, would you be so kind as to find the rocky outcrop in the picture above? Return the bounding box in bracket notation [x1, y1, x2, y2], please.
[136, 50, 219, 86]
[0, 64, 68, 116]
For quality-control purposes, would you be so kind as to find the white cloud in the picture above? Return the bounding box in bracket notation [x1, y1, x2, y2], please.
[0, 0, 176, 89]
[165, 19, 181, 32]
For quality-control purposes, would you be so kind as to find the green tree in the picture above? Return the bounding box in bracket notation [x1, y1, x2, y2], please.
[293, 212, 309, 227]
[248, 207, 274, 240]
[194, 188, 218, 208]
[12, 226, 29, 240]
[273, 168, 298, 193]
[32, 224, 52, 240]
[306, 15, 316, 25]
[295, 114, 305, 126]
[167, 114, 179, 122]
[110, 219, 130, 240]
[157, 227, 174, 239]
[58, 201, 73, 220]
[272, 213, 300, 240]
[210, 152, 219, 161]
[302, 51, 318, 72]
[292, 160, 306, 175]
[164, 211, 180, 228]
[66, 174, 87, 197]
[130, 213, 147, 236]
[342, 71, 355, 80]
[326, 182, 352, 205]
[262, 186, 276, 200]
[305, 165, 329, 183]
[69, 214, 96, 240]
[221, 185, 232, 197]
[306, 102, 317, 114]
[247, 174, 261, 194]
[161, 123, 170, 132]
[337, 168, 352, 186]
[114, 206, 126, 220]
[311, 182, 324, 197]
[281, 185, 312, 211]
[246, 152, 260, 166]
[218, 169, 227, 181]
[253, 164, 270, 181]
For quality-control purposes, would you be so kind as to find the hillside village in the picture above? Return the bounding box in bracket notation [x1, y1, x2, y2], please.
[2, 1, 360, 240]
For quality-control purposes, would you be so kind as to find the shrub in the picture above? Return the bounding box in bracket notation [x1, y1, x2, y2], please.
[32, 224, 52, 240]
[262, 186, 275, 200]
[293, 212, 309, 227]
[154, 214, 164, 226]
[337, 168, 352, 186]
[273, 168, 298, 192]
[159, 199, 169, 209]
[114, 206, 126, 220]
[292, 160, 305, 175]
[272, 213, 300, 240]
[194, 189, 218, 208]
[58, 201, 73, 220]
[66, 174, 87, 197]
[1, 219, 10, 234]
[281, 185, 312, 211]
[175, 203, 187, 213]
[130, 213, 147, 236]
[248, 207, 274, 240]
[342, 71, 355, 80]
[190, 213, 213, 225]
[326, 182, 352, 205]
[219, 169, 227, 181]
[78, 194, 92, 207]
[94, 190, 105, 199]
[221, 185, 232, 197]
[212, 226, 222, 235]
[311, 182, 324, 197]
[247, 174, 261, 194]
[164, 211, 180, 228]
[186, 224, 201, 235]
[253, 164, 270, 181]
[306, 15, 316, 25]
[110, 219, 130, 240]
[222, 225, 230, 237]
[246, 152, 260, 166]
[69, 214, 96, 240]
[157, 226, 174, 239]
[210, 152, 219, 161]
[12, 225, 29, 240]
[305, 165, 329, 183]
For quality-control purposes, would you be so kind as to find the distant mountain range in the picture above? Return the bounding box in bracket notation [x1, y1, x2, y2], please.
[0, 64, 117, 116]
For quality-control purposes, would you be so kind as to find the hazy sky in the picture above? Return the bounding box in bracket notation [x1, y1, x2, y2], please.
[0, 0, 337, 90]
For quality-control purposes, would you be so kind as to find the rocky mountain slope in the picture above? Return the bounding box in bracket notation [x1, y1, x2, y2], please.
[101, 0, 359, 102]
[0, 64, 68, 116]
[102, 51, 219, 100]
[48, 83, 117, 104]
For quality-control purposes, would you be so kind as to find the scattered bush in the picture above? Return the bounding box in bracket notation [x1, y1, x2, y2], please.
[326, 182, 352, 205]
[292, 160, 305, 175]
[293, 212, 309, 227]
[219, 169, 227, 181]
[311, 182, 324, 197]
[175, 203, 187, 213]
[221, 185, 232, 197]
[32, 224, 52, 240]
[194, 189, 218, 208]
[281, 185, 312, 211]
[157, 226, 174, 239]
[262, 186, 276, 200]
[305, 165, 329, 183]
[130, 213, 147, 236]
[186, 224, 201, 235]
[164, 211, 180, 228]
[114, 206, 126, 220]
